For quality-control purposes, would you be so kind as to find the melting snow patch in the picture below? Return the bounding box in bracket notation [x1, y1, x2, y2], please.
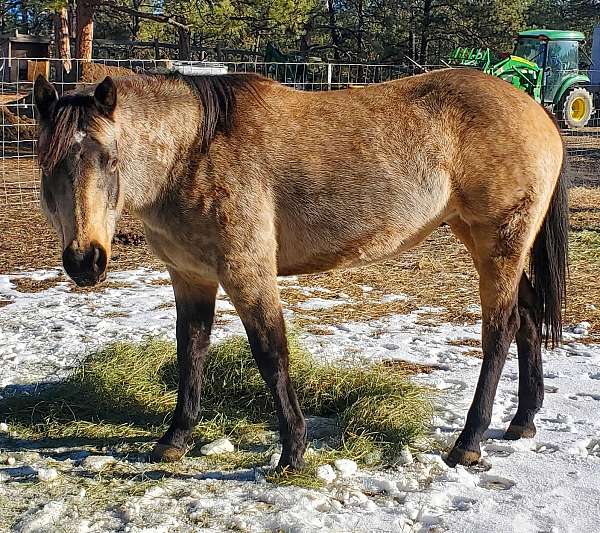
[14, 501, 65, 533]
[81, 455, 116, 472]
[200, 438, 235, 455]
[381, 293, 409, 303]
[297, 297, 349, 310]
[333, 459, 358, 477]
[316, 464, 337, 483]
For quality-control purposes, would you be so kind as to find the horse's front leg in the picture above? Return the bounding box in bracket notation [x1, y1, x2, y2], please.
[221, 271, 307, 470]
[151, 270, 218, 462]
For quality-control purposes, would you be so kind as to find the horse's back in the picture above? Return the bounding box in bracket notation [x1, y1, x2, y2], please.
[257, 69, 560, 274]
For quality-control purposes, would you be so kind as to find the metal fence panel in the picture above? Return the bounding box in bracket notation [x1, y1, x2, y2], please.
[1, 58, 598, 207]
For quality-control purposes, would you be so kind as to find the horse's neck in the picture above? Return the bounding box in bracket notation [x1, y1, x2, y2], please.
[117, 80, 201, 212]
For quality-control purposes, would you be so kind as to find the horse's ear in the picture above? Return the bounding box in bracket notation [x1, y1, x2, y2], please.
[94, 76, 117, 117]
[33, 74, 58, 120]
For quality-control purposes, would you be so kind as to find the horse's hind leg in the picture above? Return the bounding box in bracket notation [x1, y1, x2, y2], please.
[151, 271, 218, 462]
[505, 274, 543, 440]
[446, 221, 525, 467]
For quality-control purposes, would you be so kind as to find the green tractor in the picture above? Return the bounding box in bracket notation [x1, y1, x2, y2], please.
[450, 29, 594, 128]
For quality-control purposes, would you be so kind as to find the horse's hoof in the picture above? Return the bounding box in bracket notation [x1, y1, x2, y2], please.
[150, 443, 187, 463]
[444, 447, 481, 467]
[276, 457, 306, 472]
[504, 423, 536, 440]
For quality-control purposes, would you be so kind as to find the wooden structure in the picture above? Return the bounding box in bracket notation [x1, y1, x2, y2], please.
[0, 31, 51, 83]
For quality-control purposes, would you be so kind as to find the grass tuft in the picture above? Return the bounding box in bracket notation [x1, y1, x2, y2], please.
[0, 334, 431, 486]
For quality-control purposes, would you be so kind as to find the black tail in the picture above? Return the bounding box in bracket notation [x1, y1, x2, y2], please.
[529, 152, 569, 348]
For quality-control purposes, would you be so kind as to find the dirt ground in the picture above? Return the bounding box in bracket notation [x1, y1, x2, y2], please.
[1, 185, 599, 339]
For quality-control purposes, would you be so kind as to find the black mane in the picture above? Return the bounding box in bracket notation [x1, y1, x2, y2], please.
[176, 73, 264, 153]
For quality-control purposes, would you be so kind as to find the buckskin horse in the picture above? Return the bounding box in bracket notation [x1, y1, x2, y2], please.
[33, 67, 568, 469]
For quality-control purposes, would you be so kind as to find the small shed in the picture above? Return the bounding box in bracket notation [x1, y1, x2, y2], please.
[0, 31, 51, 83]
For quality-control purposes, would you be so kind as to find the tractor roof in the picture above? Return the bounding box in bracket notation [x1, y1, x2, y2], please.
[518, 29, 585, 41]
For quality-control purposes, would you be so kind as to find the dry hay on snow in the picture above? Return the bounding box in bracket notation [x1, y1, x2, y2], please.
[0, 336, 432, 488]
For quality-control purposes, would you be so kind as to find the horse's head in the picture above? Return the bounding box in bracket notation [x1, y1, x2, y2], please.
[34, 75, 121, 286]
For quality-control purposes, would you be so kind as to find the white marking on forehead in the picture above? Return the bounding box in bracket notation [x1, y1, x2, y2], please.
[74, 131, 87, 143]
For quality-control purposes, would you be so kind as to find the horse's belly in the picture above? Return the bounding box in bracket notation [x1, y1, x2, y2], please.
[276, 214, 444, 276]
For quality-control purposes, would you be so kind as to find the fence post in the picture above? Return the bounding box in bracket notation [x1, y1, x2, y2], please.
[327, 63, 332, 90]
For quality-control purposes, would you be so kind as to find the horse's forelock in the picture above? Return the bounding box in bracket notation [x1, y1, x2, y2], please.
[38, 95, 106, 174]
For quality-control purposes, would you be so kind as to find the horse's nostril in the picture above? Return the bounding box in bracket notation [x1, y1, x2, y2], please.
[62, 242, 107, 286]
[92, 243, 107, 273]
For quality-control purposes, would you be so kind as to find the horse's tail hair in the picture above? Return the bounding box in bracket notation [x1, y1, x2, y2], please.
[529, 145, 569, 349]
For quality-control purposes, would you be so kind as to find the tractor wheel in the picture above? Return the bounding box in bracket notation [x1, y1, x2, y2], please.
[558, 87, 594, 129]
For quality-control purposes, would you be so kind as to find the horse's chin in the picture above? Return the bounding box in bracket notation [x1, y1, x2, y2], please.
[70, 270, 107, 287]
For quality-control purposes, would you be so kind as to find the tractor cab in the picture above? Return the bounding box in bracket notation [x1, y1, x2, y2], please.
[449, 28, 595, 128]
[513, 30, 587, 106]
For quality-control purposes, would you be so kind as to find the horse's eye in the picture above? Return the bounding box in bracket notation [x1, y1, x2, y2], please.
[108, 158, 118, 173]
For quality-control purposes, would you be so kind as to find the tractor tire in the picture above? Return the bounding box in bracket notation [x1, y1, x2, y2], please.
[557, 87, 594, 129]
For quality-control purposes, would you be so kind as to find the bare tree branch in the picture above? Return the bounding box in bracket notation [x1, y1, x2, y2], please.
[96, 2, 191, 31]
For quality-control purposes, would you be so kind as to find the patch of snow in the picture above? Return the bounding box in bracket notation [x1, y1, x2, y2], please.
[316, 464, 337, 483]
[333, 458, 358, 477]
[14, 501, 65, 533]
[381, 293, 409, 303]
[573, 321, 591, 335]
[397, 447, 413, 466]
[296, 297, 349, 310]
[80, 455, 116, 472]
[1, 268, 600, 532]
[36, 467, 58, 482]
[200, 438, 234, 456]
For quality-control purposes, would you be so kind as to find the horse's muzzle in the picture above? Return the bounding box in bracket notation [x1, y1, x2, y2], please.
[62, 241, 107, 287]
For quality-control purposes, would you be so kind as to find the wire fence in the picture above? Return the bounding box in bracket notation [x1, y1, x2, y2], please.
[1, 57, 599, 207]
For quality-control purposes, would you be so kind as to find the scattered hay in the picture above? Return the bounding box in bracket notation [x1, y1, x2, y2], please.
[447, 338, 480, 348]
[304, 325, 335, 335]
[153, 302, 174, 311]
[462, 349, 483, 359]
[380, 359, 439, 374]
[148, 278, 172, 286]
[9, 276, 61, 293]
[566, 228, 600, 336]
[113, 232, 146, 246]
[279, 287, 312, 305]
[0, 335, 431, 486]
[570, 230, 600, 264]
[69, 281, 136, 294]
[102, 311, 131, 319]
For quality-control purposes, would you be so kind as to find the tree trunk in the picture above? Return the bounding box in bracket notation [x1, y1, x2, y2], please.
[419, 0, 433, 65]
[357, 0, 364, 56]
[177, 26, 191, 60]
[54, 8, 72, 73]
[75, 0, 95, 60]
[326, 0, 341, 61]
[174, 15, 190, 60]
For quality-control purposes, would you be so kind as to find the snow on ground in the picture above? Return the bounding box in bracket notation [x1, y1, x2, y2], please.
[1, 269, 600, 532]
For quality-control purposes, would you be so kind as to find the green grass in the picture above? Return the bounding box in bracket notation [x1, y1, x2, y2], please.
[0, 334, 432, 487]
